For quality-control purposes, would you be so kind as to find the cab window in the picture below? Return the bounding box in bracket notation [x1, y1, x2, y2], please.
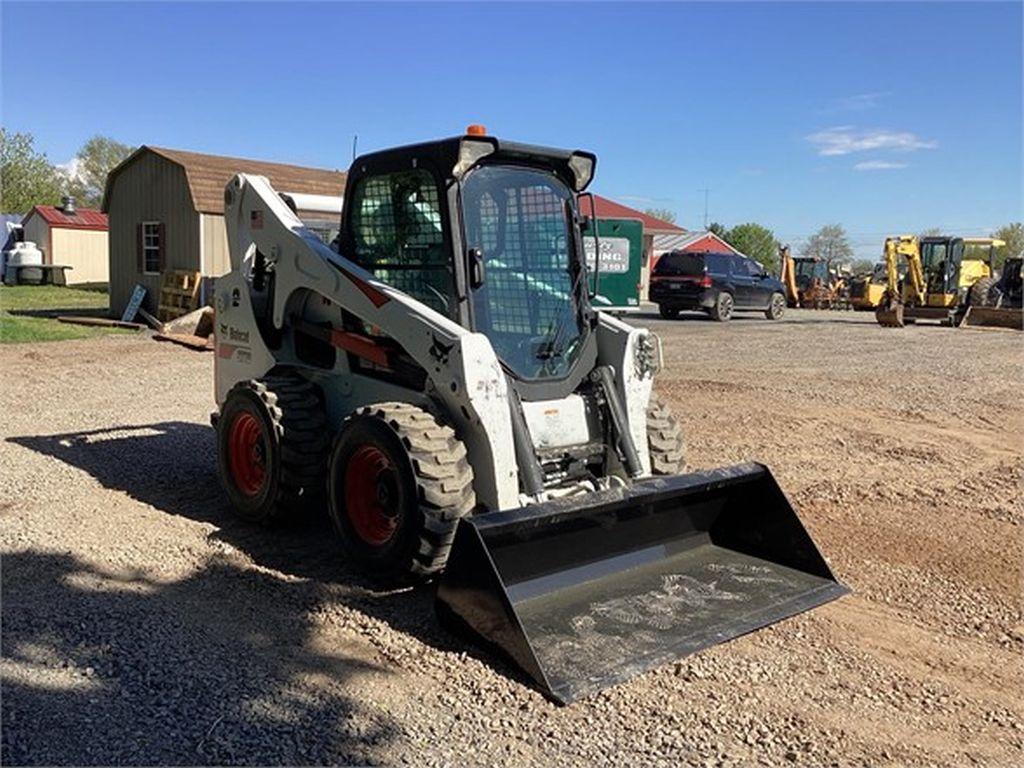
[348, 169, 453, 317]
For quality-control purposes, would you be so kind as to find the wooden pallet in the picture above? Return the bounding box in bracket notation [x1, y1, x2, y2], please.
[158, 270, 202, 322]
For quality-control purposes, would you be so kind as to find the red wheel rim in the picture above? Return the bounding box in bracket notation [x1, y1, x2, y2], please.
[227, 411, 267, 497]
[345, 445, 399, 546]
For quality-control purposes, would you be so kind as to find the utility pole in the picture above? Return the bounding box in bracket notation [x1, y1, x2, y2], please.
[698, 188, 711, 229]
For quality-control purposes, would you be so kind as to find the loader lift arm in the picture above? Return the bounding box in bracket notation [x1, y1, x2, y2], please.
[218, 172, 521, 509]
[876, 235, 923, 327]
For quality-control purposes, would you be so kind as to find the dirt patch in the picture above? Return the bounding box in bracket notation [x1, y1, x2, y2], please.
[1, 311, 1022, 766]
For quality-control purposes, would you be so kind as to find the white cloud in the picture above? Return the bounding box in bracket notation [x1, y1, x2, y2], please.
[854, 160, 909, 171]
[616, 194, 673, 205]
[806, 126, 938, 156]
[57, 157, 85, 181]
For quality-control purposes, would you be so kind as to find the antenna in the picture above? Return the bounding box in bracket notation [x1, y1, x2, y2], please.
[352, 134, 359, 162]
[698, 188, 711, 229]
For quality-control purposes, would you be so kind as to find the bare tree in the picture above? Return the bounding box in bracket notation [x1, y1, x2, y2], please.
[802, 224, 854, 262]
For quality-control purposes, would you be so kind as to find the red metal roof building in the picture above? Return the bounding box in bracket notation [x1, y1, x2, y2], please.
[584, 195, 685, 235]
[21, 199, 110, 285]
[27, 205, 109, 231]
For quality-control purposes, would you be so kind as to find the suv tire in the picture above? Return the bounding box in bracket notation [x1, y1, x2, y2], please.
[765, 292, 786, 320]
[710, 291, 734, 322]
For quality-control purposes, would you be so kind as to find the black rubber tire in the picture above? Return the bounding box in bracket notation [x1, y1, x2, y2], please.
[969, 277, 996, 307]
[328, 402, 475, 579]
[765, 292, 786, 321]
[217, 374, 329, 525]
[658, 305, 680, 320]
[647, 394, 686, 475]
[710, 291, 734, 322]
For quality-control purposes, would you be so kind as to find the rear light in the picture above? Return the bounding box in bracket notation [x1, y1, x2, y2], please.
[650, 275, 664, 283]
[699, 274, 712, 288]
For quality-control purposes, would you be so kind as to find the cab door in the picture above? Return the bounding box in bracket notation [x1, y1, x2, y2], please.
[742, 257, 774, 307]
[728, 254, 755, 307]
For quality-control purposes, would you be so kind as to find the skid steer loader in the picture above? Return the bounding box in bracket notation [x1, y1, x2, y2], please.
[212, 129, 846, 703]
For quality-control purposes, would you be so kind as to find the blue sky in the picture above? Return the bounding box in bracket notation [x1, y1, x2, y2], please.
[3, 1, 1021, 258]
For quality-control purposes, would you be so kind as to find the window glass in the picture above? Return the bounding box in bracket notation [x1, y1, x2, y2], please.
[706, 253, 729, 274]
[462, 165, 587, 381]
[348, 169, 452, 316]
[963, 242, 993, 263]
[142, 222, 160, 273]
[729, 255, 749, 276]
[745, 259, 763, 277]
[654, 252, 703, 276]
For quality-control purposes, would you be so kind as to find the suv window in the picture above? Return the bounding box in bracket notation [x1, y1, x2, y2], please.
[705, 253, 730, 274]
[728, 254, 750, 276]
[348, 169, 453, 317]
[654, 252, 703, 276]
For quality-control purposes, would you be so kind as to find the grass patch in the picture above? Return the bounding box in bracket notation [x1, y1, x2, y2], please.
[0, 285, 132, 343]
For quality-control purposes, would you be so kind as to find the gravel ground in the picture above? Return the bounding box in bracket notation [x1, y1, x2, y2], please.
[1, 308, 1021, 766]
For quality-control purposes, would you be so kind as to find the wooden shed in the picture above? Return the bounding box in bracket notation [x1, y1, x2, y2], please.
[102, 146, 346, 314]
[21, 198, 109, 285]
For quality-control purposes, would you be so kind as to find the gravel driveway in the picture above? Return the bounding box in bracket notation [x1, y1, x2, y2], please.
[1, 310, 1021, 766]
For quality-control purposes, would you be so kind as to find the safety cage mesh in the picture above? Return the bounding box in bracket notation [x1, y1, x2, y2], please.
[349, 169, 453, 317]
[472, 184, 573, 336]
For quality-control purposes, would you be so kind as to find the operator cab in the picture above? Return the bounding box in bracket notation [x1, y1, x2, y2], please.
[920, 236, 965, 296]
[336, 128, 599, 399]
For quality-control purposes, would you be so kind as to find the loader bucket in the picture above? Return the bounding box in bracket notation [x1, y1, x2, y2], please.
[960, 306, 1023, 330]
[435, 463, 848, 704]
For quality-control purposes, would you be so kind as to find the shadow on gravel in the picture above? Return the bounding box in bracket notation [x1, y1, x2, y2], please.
[1, 549, 398, 766]
[6, 423, 526, 761]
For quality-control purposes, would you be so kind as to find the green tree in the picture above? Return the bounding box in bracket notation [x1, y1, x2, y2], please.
[919, 227, 943, 237]
[65, 135, 135, 207]
[707, 221, 728, 238]
[643, 207, 677, 225]
[850, 258, 875, 274]
[0, 129, 65, 213]
[802, 224, 854, 263]
[992, 222, 1023, 268]
[724, 222, 780, 273]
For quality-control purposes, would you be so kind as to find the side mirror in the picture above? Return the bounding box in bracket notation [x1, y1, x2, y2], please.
[469, 247, 485, 289]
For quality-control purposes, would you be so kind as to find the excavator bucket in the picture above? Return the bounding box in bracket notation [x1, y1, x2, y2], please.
[435, 463, 847, 704]
[875, 300, 904, 328]
[959, 305, 1023, 330]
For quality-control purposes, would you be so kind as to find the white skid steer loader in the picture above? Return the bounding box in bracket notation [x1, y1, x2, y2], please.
[212, 129, 847, 703]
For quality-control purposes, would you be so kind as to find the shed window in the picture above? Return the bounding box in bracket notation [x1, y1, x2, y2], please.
[141, 222, 162, 274]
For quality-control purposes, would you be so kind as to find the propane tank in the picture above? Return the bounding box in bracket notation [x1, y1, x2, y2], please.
[3, 241, 44, 285]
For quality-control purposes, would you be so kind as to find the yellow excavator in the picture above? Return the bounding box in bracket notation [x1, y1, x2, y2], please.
[875, 235, 1011, 327]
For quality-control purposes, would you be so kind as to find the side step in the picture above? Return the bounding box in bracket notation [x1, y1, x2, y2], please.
[435, 463, 848, 704]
